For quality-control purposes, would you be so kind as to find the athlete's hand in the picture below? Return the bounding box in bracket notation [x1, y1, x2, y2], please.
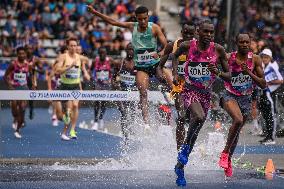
[151, 52, 160, 60]
[208, 63, 218, 75]
[173, 75, 179, 86]
[241, 63, 250, 74]
[86, 5, 96, 14]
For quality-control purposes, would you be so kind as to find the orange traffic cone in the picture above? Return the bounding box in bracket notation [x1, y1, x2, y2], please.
[265, 159, 275, 180]
[214, 121, 222, 131]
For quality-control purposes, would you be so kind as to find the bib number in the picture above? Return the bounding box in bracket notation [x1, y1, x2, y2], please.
[65, 68, 80, 79]
[14, 72, 27, 85]
[97, 71, 109, 81]
[120, 73, 136, 85]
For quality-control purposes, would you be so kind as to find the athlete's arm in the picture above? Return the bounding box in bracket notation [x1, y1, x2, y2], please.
[80, 55, 91, 81]
[159, 42, 174, 68]
[34, 57, 44, 74]
[214, 44, 231, 82]
[267, 64, 283, 85]
[244, 55, 266, 89]
[172, 41, 189, 85]
[4, 63, 14, 89]
[54, 54, 75, 74]
[153, 24, 167, 56]
[87, 5, 134, 30]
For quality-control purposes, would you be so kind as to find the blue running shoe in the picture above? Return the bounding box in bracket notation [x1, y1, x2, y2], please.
[177, 144, 190, 165]
[175, 166, 186, 187]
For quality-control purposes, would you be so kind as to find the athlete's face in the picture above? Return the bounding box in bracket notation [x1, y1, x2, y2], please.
[199, 23, 214, 44]
[126, 44, 134, 59]
[68, 40, 77, 54]
[182, 25, 195, 41]
[136, 13, 149, 29]
[237, 34, 250, 54]
[76, 45, 82, 54]
[26, 45, 34, 55]
[17, 50, 27, 62]
[99, 49, 107, 61]
[261, 54, 271, 65]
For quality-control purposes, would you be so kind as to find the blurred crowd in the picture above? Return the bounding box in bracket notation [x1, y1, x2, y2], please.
[179, 0, 284, 63]
[0, 0, 163, 59]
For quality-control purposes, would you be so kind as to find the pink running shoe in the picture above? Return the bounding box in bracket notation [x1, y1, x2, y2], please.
[219, 152, 229, 169]
[224, 158, 233, 177]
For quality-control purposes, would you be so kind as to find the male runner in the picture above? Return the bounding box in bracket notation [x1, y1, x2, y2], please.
[90, 47, 120, 131]
[172, 20, 231, 186]
[219, 33, 266, 177]
[4, 47, 31, 138]
[87, 5, 169, 130]
[54, 38, 90, 140]
[158, 23, 196, 149]
[25, 44, 43, 120]
[115, 43, 136, 141]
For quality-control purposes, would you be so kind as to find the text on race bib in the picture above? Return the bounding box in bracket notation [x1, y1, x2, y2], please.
[188, 62, 210, 78]
[65, 68, 80, 79]
[96, 70, 109, 81]
[120, 74, 136, 85]
[178, 64, 185, 75]
[137, 50, 156, 64]
[14, 72, 27, 85]
[231, 72, 252, 90]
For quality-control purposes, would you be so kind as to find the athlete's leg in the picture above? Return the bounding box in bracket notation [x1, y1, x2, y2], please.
[70, 100, 79, 131]
[175, 94, 186, 150]
[29, 100, 34, 120]
[94, 101, 101, 122]
[99, 101, 106, 120]
[221, 99, 243, 154]
[136, 71, 150, 124]
[62, 100, 72, 136]
[16, 100, 27, 132]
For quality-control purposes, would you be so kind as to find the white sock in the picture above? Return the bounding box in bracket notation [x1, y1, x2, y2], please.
[253, 119, 259, 130]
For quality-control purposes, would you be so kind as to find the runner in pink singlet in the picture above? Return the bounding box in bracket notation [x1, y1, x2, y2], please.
[171, 20, 231, 187]
[219, 33, 266, 177]
[4, 47, 30, 139]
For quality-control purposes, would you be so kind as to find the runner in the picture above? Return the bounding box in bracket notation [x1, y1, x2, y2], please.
[259, 48, 283, 145]
[172, 20, 231, 186]
[4, 47, 31, 138]
[219, 33, 266, 177]
[54, 37, 90, 140]
[87, 5, 169, 130]
[158, 23, 196, 149]
[90, 47, 120, 131]
[115, 43, 136, 141]
[46, 47, 67, 126]
[25, 44, 43, 120]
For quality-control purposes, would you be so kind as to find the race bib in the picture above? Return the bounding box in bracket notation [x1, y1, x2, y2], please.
[14, 72, 27, 85]
[137, 49, 156, 65]
[231, 72, 253, 91]
[265, 69, 278, 82]
[120, 73, 136, 85]
[178, 64, 185, 75]
[65, 68, 80, 79]
[188, 62, 210, 79]
[96, 70, 109, 81]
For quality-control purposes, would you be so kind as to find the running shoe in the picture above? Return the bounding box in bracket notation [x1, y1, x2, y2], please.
[14, 131, 22, 139]
[175, 166, 186, 187]
[224, 158, 233, 177]
[260, 138, 276, 145]
[69, 129, 77, 139]
[91, 122, 99, 131]
[177, 144, 190, 165]
[144, 124, 152, 135]
[219, 152, 229, 169]
[61, 134, 70, 141]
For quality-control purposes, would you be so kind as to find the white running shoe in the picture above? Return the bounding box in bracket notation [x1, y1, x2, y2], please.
[98, 119, 104, 130]
[48, 105, 53, 114]
[61, 134, 70, 141]
[52, 119, 59, 127]
[262, 139, 276, 145]
[91, 122, 99, 131]
[14, 131, 22, 139]
[12, 122, 17, 131]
